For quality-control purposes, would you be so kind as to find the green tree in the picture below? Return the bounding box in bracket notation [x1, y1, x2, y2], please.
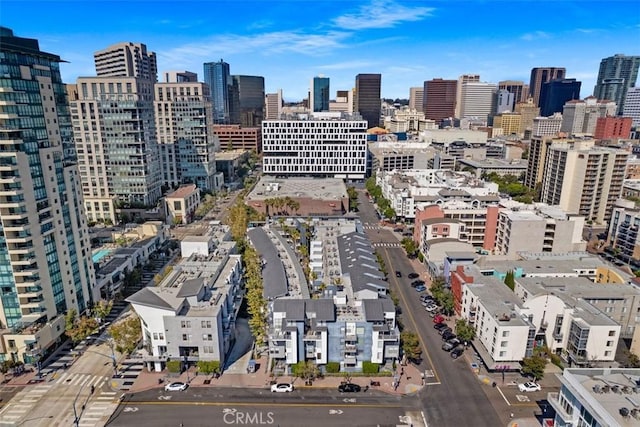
[93, 300, 113, 322]
[454, 319, 476, 344]
[521, 354, 547, 382]
[400, 237, 417, 256]
[400, 330, 422, 361]
[66, 315, 99, 344]
[108, 315, 141, 355]
[65, 308, 78, 331]
[440, 292, 455, 316]
[504, 270, 515, 291]
[243, 244, 267, 345]
[292, 361, 320, 381]
[383, 206, 396, 220]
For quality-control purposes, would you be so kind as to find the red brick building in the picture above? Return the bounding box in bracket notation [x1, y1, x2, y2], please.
[213, 124, 262, 153]
[594, 116, 632, 140]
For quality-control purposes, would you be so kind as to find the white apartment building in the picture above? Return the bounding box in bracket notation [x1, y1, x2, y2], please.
[262, 112, 367, 179]
[494, 205, 586, 256]
[154, 75, 220, 192]
[455, 74, 480, 118]
[94, 42, 157, 82]
[458, 82, 498, 120]
[532, 113, 563, 137]
[623, 87, 640, 127]
[541, 143, 628, 224]
[561, 97, 617, 136]
[165, 184, 201, 225]
[127, 240, 243, 372]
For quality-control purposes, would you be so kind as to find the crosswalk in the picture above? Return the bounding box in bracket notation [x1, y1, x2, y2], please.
[0, 384, 51, 425]
[372, 242, 402, 248]
[53, 372, 108, 388]
[363, 225, 383, 230]
[78, 391, 119, 427]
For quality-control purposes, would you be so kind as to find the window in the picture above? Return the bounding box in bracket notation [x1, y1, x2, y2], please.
[202, 334, 213, 341]
[499, 351, 506, 357]
[608, 330, 616, 336]
[182, 334, 192, 341]
[181, 320, 191, 328]
[201, 320, 212, 328]
[203, 346, 214, 354]
[501, 341, 508, 347]
[502, 331, 510, 337]
[159, 333, 164, 340]
[153, 333, 158, 340]
[606, 341, 614, 347]
[605, 351, 612, 357]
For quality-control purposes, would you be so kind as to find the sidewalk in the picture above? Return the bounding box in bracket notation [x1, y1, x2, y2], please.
[129, 354, 424, 396]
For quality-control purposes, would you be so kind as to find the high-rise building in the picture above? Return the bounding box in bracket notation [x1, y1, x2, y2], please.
[409, 87, 424, 112]
[561, 97, 617, 135]
[458, 82, 497, 120]
[94, 42, 157, 82]
[262, 112, 367, 179]
[495, 89, 515, 114]
[541, 142, 628, 224]
[455, 74, 480, 118]
[229, 75, 265, 127]
[155, 73, 220, 192]
[594, 116, 633, 140]
[532, 113, 563, 137]
[529, 67, 566, 107]
[525, 135, 555, 189]
[329, 90, 353, 113]
[623, 87, 640, 127]
[423, 78, 457, 122]
[310, 76, 330, 113]
[355, 74, 381, 128]
[493, 113, 521, 136]
[498, 80, 528, 105]
[0, 27, 96, 361]
[593, 54, 640, 115]
[514, 98, 540, 136]
[539, 78, 581, 116]
[203, 59, 231, 124]
[71, 42, 162, 223]
[265, 90, 283, 120]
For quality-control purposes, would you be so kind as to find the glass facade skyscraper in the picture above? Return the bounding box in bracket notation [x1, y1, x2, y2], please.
[311, 76, 330, 112]
[229, 75, 265, 127]
[594, 54, 640, 115]
[355, 74, 381, 128]
[203, 60, 231, 124]
[0, 27, 95, 362]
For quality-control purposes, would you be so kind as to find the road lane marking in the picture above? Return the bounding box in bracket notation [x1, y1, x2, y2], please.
[382, 248, 441, 384]
[496, 386, 510, 406]
[124, 401, 404, 408]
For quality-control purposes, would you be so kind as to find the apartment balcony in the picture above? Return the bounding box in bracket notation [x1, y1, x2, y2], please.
[547, 392, 573, 423]
[10, 256, 36, 267]
[553, 331, 563, 341]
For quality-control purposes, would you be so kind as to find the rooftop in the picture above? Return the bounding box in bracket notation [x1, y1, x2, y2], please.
[247, 227, 288, 300]
[167, 184, 198, 199]
[247, 176, 347, 201]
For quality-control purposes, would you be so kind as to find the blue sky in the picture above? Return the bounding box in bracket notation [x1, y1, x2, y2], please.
[3, 0, 640, 102]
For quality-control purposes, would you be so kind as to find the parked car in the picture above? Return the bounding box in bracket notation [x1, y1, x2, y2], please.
[442, 339, 460, 351]
[411, 280, 425, 287]
[408, 272, 420, 279]
[393, 228, 403, 233]
[450, 347, 464, 359]
[433, 314, 445, 324]
[271, 383, 294, 393]
[442, 331, 456, 341]
[518, 382, 541, 392]
[415, 285, 426, 292]
[164, 382, 188, 392]
[434, 322, 448, 331]
[338, 383, 361, 393]
[420, 295, 433, 302]
[438, 327, 452, 336]
[425, 304, 438, 312]
[395, 271, 402, 278]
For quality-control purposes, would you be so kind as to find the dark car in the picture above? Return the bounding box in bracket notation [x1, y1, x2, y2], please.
[438, 327, 452, 336]
[338, 383, 361, 393]
[411, 280, 425, 287]
[434, 322, 448, 331]
[442, 331, 456, 341]
[408, 272, 419, 279]
[393, 228, 403, 233]
[395, 271, 402, 278]
[451, 347, 464, 359]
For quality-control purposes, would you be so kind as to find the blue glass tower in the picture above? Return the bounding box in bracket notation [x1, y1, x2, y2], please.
[311, 76, 330, 112]
[203, 59, 231, 124]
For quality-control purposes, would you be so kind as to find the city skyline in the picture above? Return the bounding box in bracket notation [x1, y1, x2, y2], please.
[4, 0, 640, 102]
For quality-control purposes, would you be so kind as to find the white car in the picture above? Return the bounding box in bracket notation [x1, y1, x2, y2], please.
[164, 382, 188, 392]
[271, 383, 294, 393]
[518, 382, 541, 392]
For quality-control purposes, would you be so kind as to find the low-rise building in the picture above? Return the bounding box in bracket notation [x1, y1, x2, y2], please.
[166, 184, 201, 225]
[457, 158, 528, 178]
[213, 124, 262, 153]
[246, 177, 348, 217]
[608, 202, 640, 262]
[214, 149, 251, 184]
[127, 241, 242, 372]
[548, 368, 640, 427]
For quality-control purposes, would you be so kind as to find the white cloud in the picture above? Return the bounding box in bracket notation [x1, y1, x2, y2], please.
[333, 0, 435, 30]
[520, 31, 551, 41]
[317, 60, 376, 70]
[157, 30, 352, 68]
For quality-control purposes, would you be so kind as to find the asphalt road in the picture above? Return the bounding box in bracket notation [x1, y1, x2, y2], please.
[356, 190, 503, 427]
[107, 387, 422, 427]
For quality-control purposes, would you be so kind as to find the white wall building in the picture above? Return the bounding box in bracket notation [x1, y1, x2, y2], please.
[262, 112, 367, 179]
[459, 82, 498, 120]
[561, 97, 617, 136]
[532, 113, 563, 137]
[623, 87, 640, 127]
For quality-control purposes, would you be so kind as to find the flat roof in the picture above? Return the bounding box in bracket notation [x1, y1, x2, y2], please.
[215, 149, 249, 161]
[247, 176, 347, 201]
[247, 228, 288, 299]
